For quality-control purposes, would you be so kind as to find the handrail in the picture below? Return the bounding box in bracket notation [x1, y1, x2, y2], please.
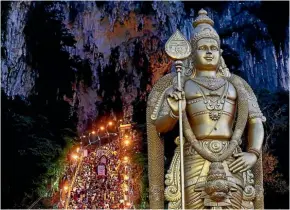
[64, 153, 84, 209]
[28, 196, 43, 209]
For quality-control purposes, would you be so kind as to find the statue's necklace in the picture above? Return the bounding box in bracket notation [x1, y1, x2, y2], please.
[197, 81, 229, 121]
[192, 76, 227, 91]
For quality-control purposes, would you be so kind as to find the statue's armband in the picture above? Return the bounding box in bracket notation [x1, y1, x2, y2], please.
[246, 87, 266, 123]
[150, 87, 173, 122]
[158, 93, 171, 118]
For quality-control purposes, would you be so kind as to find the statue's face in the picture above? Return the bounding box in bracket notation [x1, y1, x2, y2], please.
[194, 38, 220, 71]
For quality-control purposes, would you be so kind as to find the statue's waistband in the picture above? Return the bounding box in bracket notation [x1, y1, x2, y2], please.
[185, 139, 237, 155]
[195, 138, 231, 142]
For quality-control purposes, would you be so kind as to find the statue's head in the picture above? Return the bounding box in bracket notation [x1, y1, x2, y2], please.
[191, 9, 221, 71]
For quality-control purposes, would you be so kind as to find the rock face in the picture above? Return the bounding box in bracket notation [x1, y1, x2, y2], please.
[1, 2, 35, 98]
[1, 1, 289, 132]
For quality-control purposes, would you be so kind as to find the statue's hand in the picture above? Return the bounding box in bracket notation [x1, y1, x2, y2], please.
[229, 152, 257, 173]
[166, 88, 186, 115]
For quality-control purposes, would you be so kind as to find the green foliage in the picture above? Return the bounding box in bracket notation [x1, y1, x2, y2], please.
[2, 2, 86, 208]
[34, 137, 75, 198]
[1, 90, 77, 208]
[132, 152, 149, 209]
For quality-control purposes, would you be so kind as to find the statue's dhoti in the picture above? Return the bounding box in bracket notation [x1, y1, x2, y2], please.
[165, 140, 256, 209]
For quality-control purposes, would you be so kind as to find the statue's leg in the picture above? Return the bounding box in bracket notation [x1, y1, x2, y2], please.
[185, 190, 203, 209]
[184, 150, 210, 209]
[228, 188, 243, 209]
[183, 143, 254, 209]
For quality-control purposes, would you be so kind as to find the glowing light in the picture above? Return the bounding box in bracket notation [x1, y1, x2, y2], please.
[123, 156, 129, 162]
[91, 131, 95, 134]
[124, 140, 130, 146]
[63, 185, 68, 191]
[71, 154, 79, 160]
[82, 135, 86, 138]
[124, 175, 129, 180]
[125, 135, 129, 139]
[100, 126, 105, 131]
[108, 121, 113, 126]
[76, 147, 80, 153]
[123, 184, 129, 191]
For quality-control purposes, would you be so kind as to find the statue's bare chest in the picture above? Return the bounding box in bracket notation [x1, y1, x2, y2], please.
[184, 79, 237, 101]
[182, 78, 237, 139]
[184, 78, 237, 121]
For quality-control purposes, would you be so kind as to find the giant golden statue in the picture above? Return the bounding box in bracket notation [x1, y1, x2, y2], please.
[147, 9, 266, 209]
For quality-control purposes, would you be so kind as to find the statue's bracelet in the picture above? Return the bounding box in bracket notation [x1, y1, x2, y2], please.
[169, 110, 179, 119]
[248, 148, 261, 158]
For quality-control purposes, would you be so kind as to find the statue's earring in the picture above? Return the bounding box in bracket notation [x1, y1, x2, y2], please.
[217, 49, 231, 78]
[218, 49, 223, 67]
[218, 49, 223, 64]
[184, 56, 196, 78]
[216, 49, 223, 77]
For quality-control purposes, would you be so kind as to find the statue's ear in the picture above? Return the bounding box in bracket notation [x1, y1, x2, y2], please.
[183, 57, 196, 79]
[217, 55, 231, 78]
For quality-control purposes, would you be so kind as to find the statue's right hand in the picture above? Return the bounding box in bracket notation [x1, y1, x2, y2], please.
[166, 89, 186, 115]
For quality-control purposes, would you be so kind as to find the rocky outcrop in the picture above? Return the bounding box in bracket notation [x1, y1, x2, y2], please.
[1, 1, 289, 132]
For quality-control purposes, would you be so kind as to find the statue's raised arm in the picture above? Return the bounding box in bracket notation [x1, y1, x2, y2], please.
[147, 8, 266, 209]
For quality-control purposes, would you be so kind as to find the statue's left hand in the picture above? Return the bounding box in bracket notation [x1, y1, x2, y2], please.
[229, 152, 257, 173]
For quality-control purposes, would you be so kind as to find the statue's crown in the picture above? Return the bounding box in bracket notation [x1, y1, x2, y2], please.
[191, 9, 220, 49]
[193, 8, 214, 27]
